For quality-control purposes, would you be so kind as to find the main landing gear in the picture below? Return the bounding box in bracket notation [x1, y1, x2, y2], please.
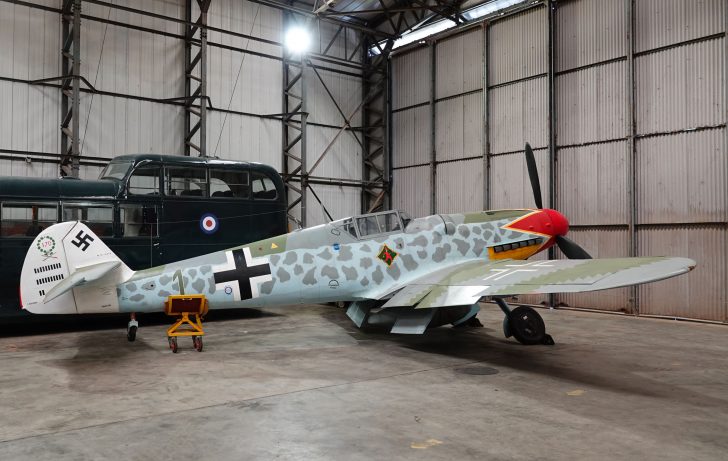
[494, 298, 555, 346]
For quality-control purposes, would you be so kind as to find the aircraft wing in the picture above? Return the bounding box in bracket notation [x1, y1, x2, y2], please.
[379, 257, 696, 309]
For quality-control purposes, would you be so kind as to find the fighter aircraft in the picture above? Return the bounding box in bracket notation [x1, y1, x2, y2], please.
[19, 145, 695, 346]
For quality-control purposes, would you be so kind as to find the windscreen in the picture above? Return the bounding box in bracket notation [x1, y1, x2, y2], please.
[99, 161, 133, 180]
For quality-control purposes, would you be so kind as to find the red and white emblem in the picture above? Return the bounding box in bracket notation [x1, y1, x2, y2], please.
[200, 213, 219, 234]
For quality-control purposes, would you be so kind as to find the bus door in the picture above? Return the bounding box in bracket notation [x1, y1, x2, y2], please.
[115, 162, 163, 269]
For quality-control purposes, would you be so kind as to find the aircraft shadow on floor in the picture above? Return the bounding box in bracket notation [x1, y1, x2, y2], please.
[322, 308, 728, 408]
[1, 308, 281, 338]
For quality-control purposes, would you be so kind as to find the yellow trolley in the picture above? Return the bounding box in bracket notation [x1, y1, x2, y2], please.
[165, 294, 208, 353]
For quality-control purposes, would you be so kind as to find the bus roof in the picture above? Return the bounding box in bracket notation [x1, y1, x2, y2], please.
[0, 176, 120, 200]
[0, 154, 281, 200]
[111, 153, 278, 173]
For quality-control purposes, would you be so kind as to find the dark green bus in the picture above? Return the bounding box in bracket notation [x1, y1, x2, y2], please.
[0, 154, 286, 323]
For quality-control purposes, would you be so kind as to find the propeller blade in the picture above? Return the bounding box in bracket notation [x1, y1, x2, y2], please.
[524, 143, 543, 209]
[556, 235, 592, 259]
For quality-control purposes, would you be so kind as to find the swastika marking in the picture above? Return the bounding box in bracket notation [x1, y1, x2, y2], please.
[71, 230, 95, 252]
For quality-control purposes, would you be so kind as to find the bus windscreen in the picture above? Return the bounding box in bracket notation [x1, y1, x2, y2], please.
[99, 161, 133, 180]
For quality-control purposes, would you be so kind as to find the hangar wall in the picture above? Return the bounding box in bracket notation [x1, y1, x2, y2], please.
[0, 0, 364, 227]
[390, 0, 727, 322]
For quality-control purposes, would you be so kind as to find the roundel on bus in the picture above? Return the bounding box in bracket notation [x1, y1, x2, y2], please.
[200, 213, 219, 234]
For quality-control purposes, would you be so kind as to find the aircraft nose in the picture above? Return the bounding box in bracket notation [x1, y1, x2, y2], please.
[543, 209, 569, 236]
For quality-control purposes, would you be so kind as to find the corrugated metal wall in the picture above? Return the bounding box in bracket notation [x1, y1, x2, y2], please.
[554, 0, 630, 311]
[390, 0, 728, 322]
[390, 45, 433, 214]
[205, 0, 282, 168]
[632, 0, 726, 321]
[0, 0, 366, 228]
[79, 0, 187, 159]
[0, 1, 61, 160]
[390, 28, 484, 216]
[392, 165, 430, 218]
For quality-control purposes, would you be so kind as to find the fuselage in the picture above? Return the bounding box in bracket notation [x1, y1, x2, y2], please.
[116, 209, 559, 314]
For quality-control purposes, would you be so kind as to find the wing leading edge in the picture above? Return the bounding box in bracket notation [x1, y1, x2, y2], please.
[380, 257, 696, 309]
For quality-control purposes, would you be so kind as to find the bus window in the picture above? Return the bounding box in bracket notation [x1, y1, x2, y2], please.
[63, 205, 114, 237]
[127, 165, 160, 195]
[166, 167, 207, 197]
[99, 161, 132, 180]
[120, 204, 158, 237]
[251, 171, 277, 200]
[1, 203, 57, 237]
[210, 170, 249, 198]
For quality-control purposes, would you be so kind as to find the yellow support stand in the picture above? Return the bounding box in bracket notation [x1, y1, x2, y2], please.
[164, 294, 209, 353]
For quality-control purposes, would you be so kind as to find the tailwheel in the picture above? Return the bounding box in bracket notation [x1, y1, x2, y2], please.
[127, 325, 137, 342]
[507, 306, 554, 345]
[168, 336, 178, 353]
[193, 336, 203, 352]
[127, 314, 139, 342]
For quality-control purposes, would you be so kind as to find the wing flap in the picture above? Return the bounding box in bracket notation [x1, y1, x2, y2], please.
[381, 284, 434, 309]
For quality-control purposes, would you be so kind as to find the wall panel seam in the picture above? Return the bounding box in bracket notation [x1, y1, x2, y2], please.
[488, 73, 548, 90]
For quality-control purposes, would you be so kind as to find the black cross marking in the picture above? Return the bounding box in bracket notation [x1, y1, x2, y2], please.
[213, 249, 271, 300]
[71, 230, 95, 252]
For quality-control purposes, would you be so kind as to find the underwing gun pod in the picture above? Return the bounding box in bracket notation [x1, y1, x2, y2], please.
[20, 145, 696, 347]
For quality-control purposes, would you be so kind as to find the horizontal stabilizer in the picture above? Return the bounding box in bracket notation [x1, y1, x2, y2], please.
[44, 260, 121, 303]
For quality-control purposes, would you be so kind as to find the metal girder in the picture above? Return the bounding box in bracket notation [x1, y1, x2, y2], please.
[412, 0, 466, 25]
[248, 0, 397, 39]
[60, 0, 81, 177]
[362, 36, 395, 214]
[282, 11, 308, 227]
[626, 0, 638, 314]
[184, 0, 211, 157]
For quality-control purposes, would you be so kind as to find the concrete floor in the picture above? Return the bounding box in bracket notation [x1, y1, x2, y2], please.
[0, 304, 727, 461]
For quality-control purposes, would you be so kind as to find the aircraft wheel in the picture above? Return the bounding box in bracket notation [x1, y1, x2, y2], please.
[127, 326, 137, 342]
[168, 337, 178, 353]
[193, 336, 203, 352]
[508, 306, 546, 345]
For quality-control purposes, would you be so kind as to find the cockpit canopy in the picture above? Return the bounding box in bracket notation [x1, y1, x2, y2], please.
[336, 210, 412, 240]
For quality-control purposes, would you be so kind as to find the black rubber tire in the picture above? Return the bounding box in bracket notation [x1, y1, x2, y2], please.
[127, 326, 137, 342]
[168, 337, 178, 353]
[507, 306, 546, 345]
[193, 336, 203, 352]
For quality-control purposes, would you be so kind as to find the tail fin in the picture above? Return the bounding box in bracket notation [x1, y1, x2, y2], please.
[20, 221, 133, 314]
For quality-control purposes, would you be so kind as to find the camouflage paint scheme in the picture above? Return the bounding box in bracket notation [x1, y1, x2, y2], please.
[21, 209, 695, 334]
[115, 210, 546, 313]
